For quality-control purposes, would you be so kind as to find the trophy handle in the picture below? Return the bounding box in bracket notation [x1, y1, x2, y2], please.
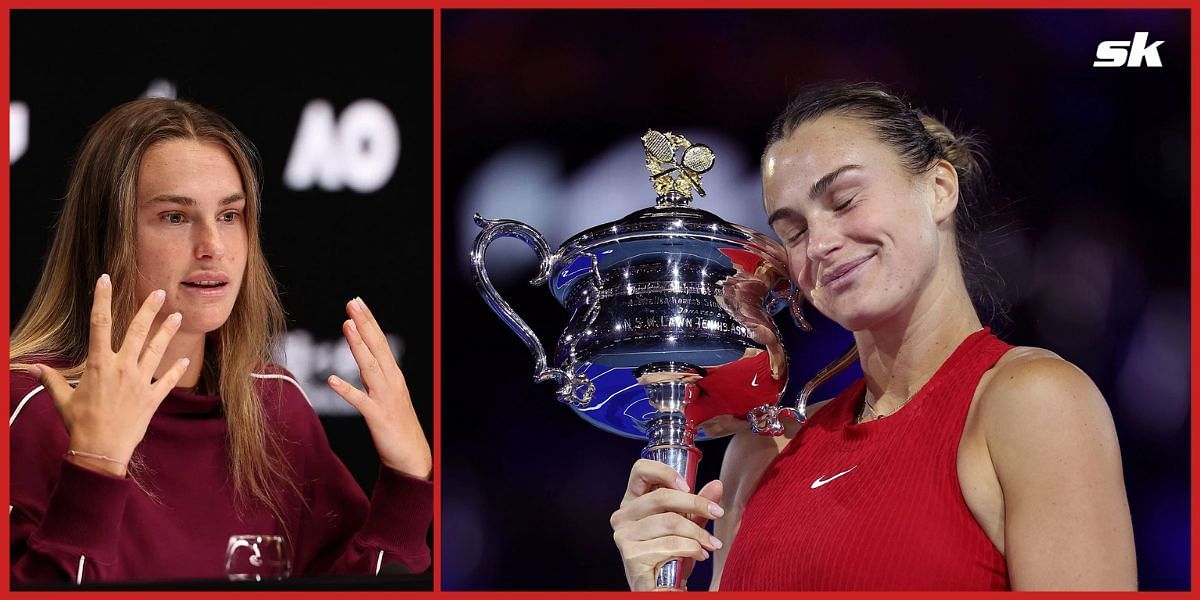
[786, 284, 813, 331]
[748, 343, 858, 435]
[765, 279, 812, 330]
[471, 214, 595, 406]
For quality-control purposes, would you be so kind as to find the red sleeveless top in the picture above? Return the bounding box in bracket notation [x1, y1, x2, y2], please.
[720, 328, 1011, 591]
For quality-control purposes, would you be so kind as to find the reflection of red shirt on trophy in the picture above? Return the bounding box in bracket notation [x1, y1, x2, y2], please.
[681, 246, 789, 430]
[715, 248, 787, 369]
[686, 350, 785, 427]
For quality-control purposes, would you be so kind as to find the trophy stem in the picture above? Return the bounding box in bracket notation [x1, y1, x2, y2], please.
[635, 361, 706, 591]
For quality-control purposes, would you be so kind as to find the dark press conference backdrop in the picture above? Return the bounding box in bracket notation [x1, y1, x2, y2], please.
[10, 10, 433, 500]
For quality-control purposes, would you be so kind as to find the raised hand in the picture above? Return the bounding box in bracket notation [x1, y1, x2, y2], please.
[610, 459, 725, 591]
[32, 274, 191, 477]
[327, 297, 432, 479]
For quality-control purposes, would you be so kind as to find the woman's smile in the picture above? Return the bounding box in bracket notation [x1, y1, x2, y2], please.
[815, 253, 875, 294]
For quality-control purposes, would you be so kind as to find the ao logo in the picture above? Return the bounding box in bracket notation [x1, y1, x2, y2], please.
[284, 99, 401, 194]
[10, 102, 28, 164]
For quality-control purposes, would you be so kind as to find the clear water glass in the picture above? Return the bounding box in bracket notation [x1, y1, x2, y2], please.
[225, 534, 291, 581]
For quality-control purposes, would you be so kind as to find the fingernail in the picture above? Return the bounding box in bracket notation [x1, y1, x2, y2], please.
[676, 477, 690, 493]
[346, 319, 358, 334]
[347, 298, 361, 313]
[27, 364, 42, 378]
[168, 312, 182, 324]
[98, 274, 111, 288]
[180, 357, 191, 368]
[152, 289, 166, 301]
[701, 549, 710, 560]
[354, 297, 367, 312]
[710, 534, 723, 549]
[328, 375, 343, 386]
[709, 503, 724, 518]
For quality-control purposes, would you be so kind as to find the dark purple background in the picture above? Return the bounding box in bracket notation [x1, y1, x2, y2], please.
[441, 10, 1189, 590]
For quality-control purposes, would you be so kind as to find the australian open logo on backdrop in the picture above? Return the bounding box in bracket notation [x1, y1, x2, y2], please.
[284, 99, 401, 194]
[1093, 32, 1164, 68]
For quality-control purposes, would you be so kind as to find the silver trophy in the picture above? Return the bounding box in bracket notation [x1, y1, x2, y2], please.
[471, 130, 855, 590]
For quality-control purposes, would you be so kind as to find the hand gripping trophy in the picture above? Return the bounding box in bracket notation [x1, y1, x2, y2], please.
[471, 130, 856, 590]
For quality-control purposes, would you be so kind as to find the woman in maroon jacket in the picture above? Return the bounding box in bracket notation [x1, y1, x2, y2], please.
[9, 98, 432, 583]
[610, 82, 1137, 590]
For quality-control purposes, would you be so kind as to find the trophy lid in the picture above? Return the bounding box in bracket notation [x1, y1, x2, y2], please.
[549, 130, 785, 305]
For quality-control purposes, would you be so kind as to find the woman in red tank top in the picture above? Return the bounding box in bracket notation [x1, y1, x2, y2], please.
[610, 82, 1137, 591]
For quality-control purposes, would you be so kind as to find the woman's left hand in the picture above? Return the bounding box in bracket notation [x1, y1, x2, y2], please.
[327, 297, 432, 479]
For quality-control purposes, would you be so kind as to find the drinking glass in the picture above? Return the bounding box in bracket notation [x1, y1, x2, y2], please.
[225, 534, 291, 581]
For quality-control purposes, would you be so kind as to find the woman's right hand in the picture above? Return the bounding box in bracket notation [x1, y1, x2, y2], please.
[31, 274, 191, 477]
[610, 458, 725, 591]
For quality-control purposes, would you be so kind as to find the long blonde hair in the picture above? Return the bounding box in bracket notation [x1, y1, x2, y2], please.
[11, 98, 300, 520]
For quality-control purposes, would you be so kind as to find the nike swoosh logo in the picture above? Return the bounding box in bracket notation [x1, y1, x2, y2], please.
[811, 466, 857, 489]
[751, 373, 760, 387]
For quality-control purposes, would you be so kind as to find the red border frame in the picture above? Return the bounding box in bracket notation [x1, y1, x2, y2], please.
[1190, 4, 1198, 596]
[433, 5, 444, 593]
[2, 3, 11, 595]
